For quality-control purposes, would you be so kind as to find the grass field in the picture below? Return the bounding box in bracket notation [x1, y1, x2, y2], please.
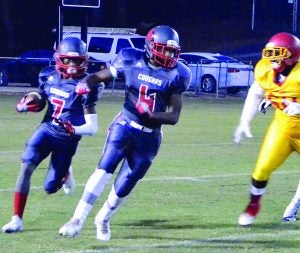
[1, 93, 300, 253]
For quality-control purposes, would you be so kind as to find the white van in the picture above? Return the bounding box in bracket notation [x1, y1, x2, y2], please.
[61, 26, 145, 64]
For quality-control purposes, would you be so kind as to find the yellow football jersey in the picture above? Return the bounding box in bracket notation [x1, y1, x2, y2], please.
[255, 59, 300, 110]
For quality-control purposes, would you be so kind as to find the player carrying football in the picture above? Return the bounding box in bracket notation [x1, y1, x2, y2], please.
[234, 32, 300, 226]
[2, 37, 100, 233]
[59, 25, 191, 240]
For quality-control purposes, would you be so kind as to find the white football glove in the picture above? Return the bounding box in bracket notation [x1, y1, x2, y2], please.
[233, 120, 253, 144]
[283, 99, 300, 116]
[258, 99, 272, 114]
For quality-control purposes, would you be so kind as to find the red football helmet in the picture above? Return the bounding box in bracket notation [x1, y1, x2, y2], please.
[54, 37, 88, 78]
[145, 25, 180, 68]
[262, 32, 300, 72]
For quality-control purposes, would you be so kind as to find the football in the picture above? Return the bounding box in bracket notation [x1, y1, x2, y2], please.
[25, 91, 46, 112]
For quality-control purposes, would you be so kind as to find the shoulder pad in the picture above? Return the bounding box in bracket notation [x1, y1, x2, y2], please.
[39, 66, 56, 83]
[120, 48, 144, 61]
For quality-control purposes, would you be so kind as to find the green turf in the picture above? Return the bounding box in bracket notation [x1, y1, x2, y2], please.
[0, 94, 300, 253]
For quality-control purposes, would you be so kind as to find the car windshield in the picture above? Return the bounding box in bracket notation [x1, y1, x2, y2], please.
[130, 38, 145, 50]
[212, 55, 239, 63]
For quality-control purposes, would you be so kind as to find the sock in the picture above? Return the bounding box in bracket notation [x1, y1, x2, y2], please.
[14, 192, 28, 218]
[96, 187, 125, 222]
[72, 169, 112, 222]
[73, 200, 94, 222]
[245, 194, 261, 216]
[244, 184, 266, 216]
[250, 194, 262, 205]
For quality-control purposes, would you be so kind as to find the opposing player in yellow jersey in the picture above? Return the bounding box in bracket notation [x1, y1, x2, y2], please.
[233, 32, 300, 226]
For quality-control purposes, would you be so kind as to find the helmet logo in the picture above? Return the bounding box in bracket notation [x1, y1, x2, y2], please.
[146, 29, 155, 42]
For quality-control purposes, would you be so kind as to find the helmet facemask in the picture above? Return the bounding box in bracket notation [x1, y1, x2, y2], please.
[148, 42, 180, 68]
[54, 53, 88, 78]
[55, 37, 88, 78]
[262, 46, 292, 72]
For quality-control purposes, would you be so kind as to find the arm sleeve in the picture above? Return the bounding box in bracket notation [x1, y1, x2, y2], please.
[240, 81, 265, 123]
[73, 114, 98, 136]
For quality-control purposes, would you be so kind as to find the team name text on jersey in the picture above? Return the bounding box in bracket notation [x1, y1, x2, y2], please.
[50, 88, 70, 98]
[138, 73, 162, 86]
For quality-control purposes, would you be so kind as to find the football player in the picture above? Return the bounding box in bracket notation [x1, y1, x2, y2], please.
[2, 37, 100, 233]
[257, 97, 300, 222]
[59, 25, 191, 240]
[233, 32, 300, 226]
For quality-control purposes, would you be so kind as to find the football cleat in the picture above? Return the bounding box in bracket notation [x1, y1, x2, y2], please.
[238, 202, 260, 226]
[2, 215, 24, 233]
[95, 214, 111, 241]
[63, 167, 75, 195]
[238, 212, 256, 226]
[282, 200, 300, 222]
[59, 218, 83, 238]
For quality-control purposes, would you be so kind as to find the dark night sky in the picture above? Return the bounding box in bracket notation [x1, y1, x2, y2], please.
[0, 0, 296, 62]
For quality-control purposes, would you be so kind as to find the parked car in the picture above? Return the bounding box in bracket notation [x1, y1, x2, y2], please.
[87, 56, 107, 73]
[0, 50, 107, 87]
[0, 50, 54, 87]
[60, 26, 145, 63]
[180, 52, 254, 94]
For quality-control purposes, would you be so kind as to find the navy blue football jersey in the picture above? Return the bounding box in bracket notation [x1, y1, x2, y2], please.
[111, 48, 191, 128]
[37, 66, 99, 138]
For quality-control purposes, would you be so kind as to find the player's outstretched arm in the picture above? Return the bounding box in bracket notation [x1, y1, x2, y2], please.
[233, 82, 265, 144]
[76, 68, 113, 95]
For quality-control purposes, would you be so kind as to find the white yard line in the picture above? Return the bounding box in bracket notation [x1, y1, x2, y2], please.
[0, 170, 299, 192]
